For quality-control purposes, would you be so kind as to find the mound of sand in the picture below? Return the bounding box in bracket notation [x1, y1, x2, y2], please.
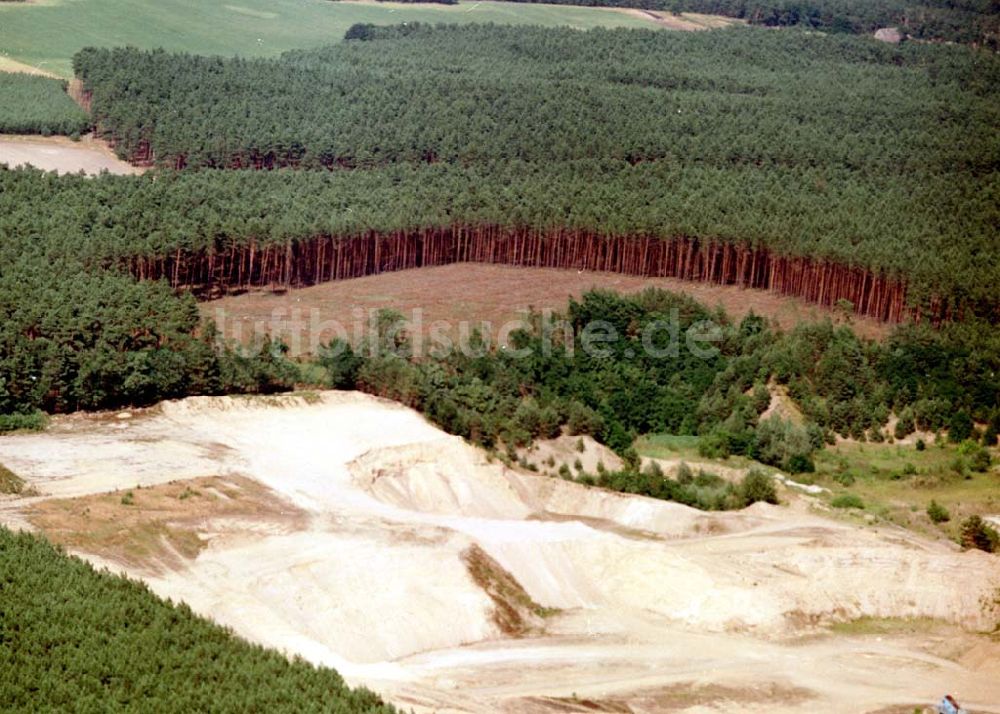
[1, 391, 998, 713]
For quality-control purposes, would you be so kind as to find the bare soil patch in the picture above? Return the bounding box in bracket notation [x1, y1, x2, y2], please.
[516, 680, 814, 713]
[0, 57, 61, 78]
[205, 264, 889, 356]
[622, 8, 743, 31]
[0, 133, 141, 175]
[26, 475, 305, 572]
[462, 544, 554, 636]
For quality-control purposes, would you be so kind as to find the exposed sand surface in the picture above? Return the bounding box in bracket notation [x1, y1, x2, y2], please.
[0, 134, 140, 175]
[1, 392, 998, 713]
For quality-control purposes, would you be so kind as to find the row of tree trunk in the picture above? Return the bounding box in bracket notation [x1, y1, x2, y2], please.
[123, 226, 920, 322]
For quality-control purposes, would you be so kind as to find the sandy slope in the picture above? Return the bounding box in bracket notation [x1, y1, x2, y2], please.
[1, 391, 998, 713]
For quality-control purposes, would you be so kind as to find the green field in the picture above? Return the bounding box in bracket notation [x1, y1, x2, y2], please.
[0, 0, 653, 78]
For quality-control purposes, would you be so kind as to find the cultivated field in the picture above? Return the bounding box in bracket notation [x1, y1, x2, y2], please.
[205, 263, 890, 355]
[1, 392, 998, 713]
[0, 0, 655, 78]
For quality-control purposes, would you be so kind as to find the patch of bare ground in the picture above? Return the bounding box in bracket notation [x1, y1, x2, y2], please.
[25, 475, 306, 572]
[621, 8, 744, 31]
[0, 57, 61, 78]
[462, 544, 557, 636]
[205, 264, 889, 356]
[514, 681, 813, 713]
[518, 434, 623, 479]
[0, 133, 142, 175]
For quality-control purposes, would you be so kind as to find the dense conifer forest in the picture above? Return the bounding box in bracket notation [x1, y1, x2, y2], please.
[69, 25, 999, 322]
[1, 22, 996, 434]
[0, 74, 88, 136]
[0, 527, 397, 713]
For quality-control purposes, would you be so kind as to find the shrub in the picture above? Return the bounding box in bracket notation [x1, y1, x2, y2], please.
[0, 411, 48, 434]
[915, 438, 926, 451]
[833, 470, 856, 487]
[960, 516, 998, 553]
[557, 463, 572, 479]
[621, 447, 640, 472]
[948, 410, 974, 443]
[120, 491, 135, 506]
[566, 402, 604, 440]
[739, 469, 778, 506]
[675, 461, 694, 485]
[967, 446, 992, 473]
[894, 409, 915, 440]
[751, 417, 815, 473]
[902, 462, 917, 476]
[926, 500, 950, 524]
[831, 493, 864, 509]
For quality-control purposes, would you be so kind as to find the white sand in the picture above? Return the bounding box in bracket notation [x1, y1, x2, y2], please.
[1, 391, 998, 713]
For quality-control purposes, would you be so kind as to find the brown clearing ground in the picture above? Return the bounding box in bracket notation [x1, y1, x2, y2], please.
[0, 133, 142, 175]
[205, 263, 889, 356]
[26, 475, 306, 572]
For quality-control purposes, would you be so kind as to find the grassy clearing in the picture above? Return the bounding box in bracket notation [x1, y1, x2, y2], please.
[0, 0, 653, 78]
[635, 433, 762, 472]
[810, 440, 999, 540]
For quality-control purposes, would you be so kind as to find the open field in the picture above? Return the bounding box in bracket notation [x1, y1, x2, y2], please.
[205, 264, 890, 355]
[0, 134, 141, 174]
[0, 0, 655, 78]
[1, 392, 998, 713]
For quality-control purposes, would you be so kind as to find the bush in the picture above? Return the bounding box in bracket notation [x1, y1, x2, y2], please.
[960, 516, 999, 553]
[967, 446, 992, 473]
[926, 500, 950, 524]
[566, 402, 604, 440]
[894, 409, 915, 440]
[751, 417, 815, 473]
[675, 461, 694, 485]
[831, 493, 864, 509]
[915, 438, 926, 451]
[739, 469, 778, 506]
[833, 470, 856, 486]
[0, 411, 48, 434]
[948, 410, 974, 443]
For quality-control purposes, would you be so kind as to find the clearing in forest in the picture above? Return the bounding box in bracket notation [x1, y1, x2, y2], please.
[0, 134, 141, 175]
[204, 263, 890, 355]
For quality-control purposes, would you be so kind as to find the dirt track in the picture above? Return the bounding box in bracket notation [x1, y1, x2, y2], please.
[0, 134, 140, 175]
[1, 392, 997, 712]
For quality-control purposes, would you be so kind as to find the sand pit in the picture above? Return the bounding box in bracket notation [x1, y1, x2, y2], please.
[1, 391, 998, 713]
[0, 134, 141, 175]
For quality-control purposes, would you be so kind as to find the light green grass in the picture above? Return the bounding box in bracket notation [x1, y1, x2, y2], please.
[635, 433, 757, 468]
[0, 0, 654, 78]
[814, 440, 1000, 540]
